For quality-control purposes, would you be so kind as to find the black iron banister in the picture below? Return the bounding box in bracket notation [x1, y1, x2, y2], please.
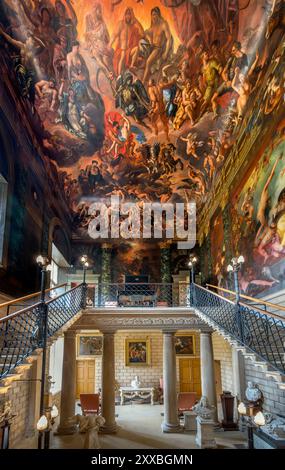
[0, 284, 85, 379]
[192, 283, 285, 374]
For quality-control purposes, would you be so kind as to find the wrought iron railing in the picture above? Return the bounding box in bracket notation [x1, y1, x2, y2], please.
[192, 283, 285, 374]
[0, 283, 68, 318]
[87, 282, 191, 307]
[0, 284, 84, 379]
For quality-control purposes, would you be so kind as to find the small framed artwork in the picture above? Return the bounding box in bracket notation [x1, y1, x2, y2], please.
[77, 335, 103, 358]
[125, 339, 151, 366]
[175, 335, 195, 355]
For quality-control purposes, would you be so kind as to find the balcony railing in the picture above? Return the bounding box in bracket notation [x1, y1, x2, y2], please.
[192, 283, 285, 374]
[86, 282, 191, 308]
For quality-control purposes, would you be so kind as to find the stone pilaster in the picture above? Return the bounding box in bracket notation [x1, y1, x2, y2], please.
[57, 330, 77, 434]
[101, 331, 117, 433]
[200, 332, 218, 423]
[162, 331, 181, 433]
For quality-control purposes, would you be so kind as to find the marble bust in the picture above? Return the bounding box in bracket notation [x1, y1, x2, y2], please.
[192, 396, 216, 420]
[131, 376, 141, 388]
[245, 381, 262, 403]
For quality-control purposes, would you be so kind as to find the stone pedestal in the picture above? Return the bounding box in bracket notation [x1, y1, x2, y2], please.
[184, 411, 197, 432]
[220, 391, 238, 430]
[195, 416, 217, 449]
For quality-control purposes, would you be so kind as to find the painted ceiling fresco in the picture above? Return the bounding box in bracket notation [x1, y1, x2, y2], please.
[0, 0, 284, 240]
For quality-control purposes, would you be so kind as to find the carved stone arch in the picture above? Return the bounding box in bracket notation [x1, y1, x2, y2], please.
[48, 218, 71, 263]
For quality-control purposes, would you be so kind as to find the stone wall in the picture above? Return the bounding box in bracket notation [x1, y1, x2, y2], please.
[212, 332, 234, 393]
[244, 359, 285, 417]
[2, 357, 42, 448]
[80, 330, 200, 393]
[212, 333, 285, 418]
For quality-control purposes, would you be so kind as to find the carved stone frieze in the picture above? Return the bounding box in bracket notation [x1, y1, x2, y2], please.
[71, 312, 209, 331]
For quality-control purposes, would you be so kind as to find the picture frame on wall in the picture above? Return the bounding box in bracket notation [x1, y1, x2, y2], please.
[77, 334, 103, 358]
[125, 339, 151, 366]
[175, 335, 195, 355]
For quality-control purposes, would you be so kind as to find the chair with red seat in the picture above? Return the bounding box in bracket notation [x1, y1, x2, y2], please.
[79, 393, 100, 415]
[177, 392, 197, 415]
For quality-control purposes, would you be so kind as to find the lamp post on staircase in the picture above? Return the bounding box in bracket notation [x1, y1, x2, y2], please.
[80, 255, 89, 309]
[36, 255, 52, 450]
[227, 255, 245, 342]
[188, 255, 198, 306]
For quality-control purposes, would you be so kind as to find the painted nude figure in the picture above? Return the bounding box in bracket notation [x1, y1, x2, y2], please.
[142, 7, 173, 84]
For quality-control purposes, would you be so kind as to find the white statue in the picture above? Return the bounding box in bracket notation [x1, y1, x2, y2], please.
[192, 396, 216, 420]
[245, 381, 262, 403]
[131, 376, 141, 388]
[262, 413, 285, 439]
[68, 414, 105, 449]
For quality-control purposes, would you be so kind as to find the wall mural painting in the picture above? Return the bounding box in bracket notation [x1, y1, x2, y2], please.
[0, 1, 284, 240]
[112, 241, 161, 282]
[230, 135, 285, 297]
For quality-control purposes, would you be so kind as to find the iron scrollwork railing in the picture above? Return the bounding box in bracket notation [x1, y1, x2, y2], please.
[0, 284, 84, 379]
[192, 283, 285, 374]
[93, 282, 190, 307]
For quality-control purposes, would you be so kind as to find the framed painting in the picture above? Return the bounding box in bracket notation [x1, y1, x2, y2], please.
[175, 335, 195, 355]
[125, 339, 151, 366]
[77, 334, 103, 358]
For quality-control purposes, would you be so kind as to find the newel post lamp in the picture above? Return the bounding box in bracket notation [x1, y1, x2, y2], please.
[36, 404, 59, 449]
[226, 255, 245, 304]
[188, 255, 198, 284]
[36, 255, 52, 450]
[227, 255, 245, 342]
[80, 255, 89, 309]
[238, 402, 265, 449]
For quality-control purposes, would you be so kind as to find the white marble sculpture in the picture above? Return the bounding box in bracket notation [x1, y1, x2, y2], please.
[68, 414, 105, 449]
[245, 381, 262, 403]
[131, 375, 141, 388]
[262, 413, 285, 439]
[192, 396, 216, 420]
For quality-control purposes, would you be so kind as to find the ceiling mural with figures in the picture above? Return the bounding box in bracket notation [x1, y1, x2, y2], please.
[0, 0, 284, 242]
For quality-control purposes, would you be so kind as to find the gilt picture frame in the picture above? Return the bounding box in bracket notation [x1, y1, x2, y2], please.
[77, 334, 103, 358]
[175, 335, 195, 356]
[125, 339, 151, 366]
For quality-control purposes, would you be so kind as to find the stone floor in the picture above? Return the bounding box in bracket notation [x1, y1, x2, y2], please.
[15, 404, 247, 449]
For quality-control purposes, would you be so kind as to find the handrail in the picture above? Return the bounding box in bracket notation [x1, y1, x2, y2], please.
[0, 282, 68, 309]
[45, 283, 83, 305]
[0, 301, 41, 323]
[206, 283, 285, 312]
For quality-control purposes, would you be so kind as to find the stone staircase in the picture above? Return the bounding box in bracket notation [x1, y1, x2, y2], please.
[194, 308, 285, 391]
[0, 308, 83, 395]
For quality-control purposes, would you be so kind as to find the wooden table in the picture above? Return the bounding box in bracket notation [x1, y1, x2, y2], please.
[119, 387, 155, 405]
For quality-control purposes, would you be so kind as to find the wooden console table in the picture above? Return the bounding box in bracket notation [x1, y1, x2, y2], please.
[119, 387, 155, 405]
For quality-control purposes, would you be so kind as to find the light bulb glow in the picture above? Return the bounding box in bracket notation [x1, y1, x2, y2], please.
[238, 255, 245, 264]
[51, 405, 59, 419]
[254, 411, 265, 427]
[238, 402, 247, 415]
[227, 264, 234, 272]
[36, 255, 44, 265]
[37, 415, 48, 431]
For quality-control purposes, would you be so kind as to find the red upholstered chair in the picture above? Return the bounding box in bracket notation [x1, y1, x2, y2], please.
[79, 393, 100, 415]
[177, 392, 197, 415]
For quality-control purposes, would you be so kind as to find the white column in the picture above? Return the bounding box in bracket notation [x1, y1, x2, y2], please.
[162, 331, 181, 433]
[101, 331, 117, 433]
[57, 330, 77, 434]
[200, 332, 218, 423]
